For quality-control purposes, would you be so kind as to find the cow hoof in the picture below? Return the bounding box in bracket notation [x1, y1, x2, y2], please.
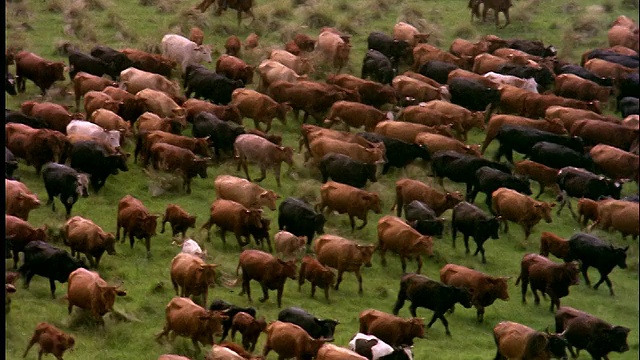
[258, 297, 267, 303]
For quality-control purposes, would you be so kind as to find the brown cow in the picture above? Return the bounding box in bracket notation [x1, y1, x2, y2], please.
[23, 322, 75, 360]
[571, 119, 638, 152]
[392, 75, 447, 103]
[73, 72, 119, 109]
[554, 73, 612, 104]
[90, 108, 132, 144]
[522, 91, 602, 119]
[544, 105, 619, 132]
[6, 124, 71, 174]
[284, 40, 302, 56]
[200, 199, 263, 247]
[517, 253, 580, 312]
[377, 215, 433, 273]
[308, 136, 385, 166]
[102, 85, 147, 122]
[135, 112, 183, 135]
[440, 263, 509, 322]
[5, 179, 41, 221]
[230, 312, 267, 352]
[314, 234, 376, 295]
[472, 53, 514, 74]
[120, 67, 182, 99]
[317, 343, 368, 360]
[513, 160, 560, 199]
[66, 268, 127, 327]
[135, 88, 186, 121]
[256, 60, 306, 93]
[418, 100, 486, 140]
[148, 142, 209, 194]
[233, 134, 294, 187]
[413, 43, 468, 70]
[14, 51, 66, 95]
[267, 80, 346, 124]
[274, 231, 307, 260]
[244, 33, 259, 50]
[120, 48, 177, 78]
[316, 181, 382, 231]
[584, 58, 637, 80]
[6, 214, 48, 269]
[236, 250, 297, 308]
[374, 120, 455, 143]
[269, 49, 315, 75]
[447, 68, 499, 88]
[216, 54, 253, 85]
[230, 88, 290, 132]
[397, 106, 462, 138]
[137, 130, 210, 165]
[298, 255, 336, 303]
[20, 101, 74, 134]
[325, 74, 398, 108]
[393, 178, 463, 217]
[62, 216, 116, 268]
[170, 252, 219, 307]
[224, 35, 241, 56]
[414, 132, 481, 157]
[589, 144, 639, 182]
[393, 22, 430, 48]
[577, 198, 599, 229]
[493, 321, 569, 360]
[161, 203, 197, 238]
[317, 30, 351, 73]
[401, 70, 444, 87]
[190, 27, 205, 45]
[589, 198, 640, 240]
[301, 124, 379, 153]
[214, 175, 279, 211]
[481, 114, 567, 154]
[359, 309, 425, 347]
[324, 100, 389, 132]
[539, 231, 571, 260]
[293, 33, 317, 52]
[83, 90, 123, 118]
[115, 194, 158, 257]
[183, 98, 242, 124]
[491, 187, 556, 240]
[450, 36, 506, 59]
[262, 321, 328, 359]
[608, 25, 639, 52]
[156, 297, 228, 353]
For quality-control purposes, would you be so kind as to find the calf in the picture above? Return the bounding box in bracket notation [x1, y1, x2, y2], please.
[41, 163, 89, 218]
[298, 256, 336, 303]
[230, 312, 267, 352]
[539, 231, 570, 260]
[276, 307, 338, 342]
[236, 250, 297, 308]
[72, 72, 119, 109]
[556, 166, 622, 219]
[208, 299, 257, 342]
[62, 216, 116, 268]
[451, 202, 501, 264]
[192, 112, 243, 160]
[274, 231, 307, 260]
[377, 216, 433, 274]
[361, 49, 395, 84]
[115, 195, 158, 257]
[278, 197, 325, 246]
[66, 268, 127, 327]
[161, 204, 197, 238]
[230, 88, 289, 132]
[234, 134, 294, 187]
[263, 321, 328, 360]
[316, 181, 382, 231]
[359, 309, 425, 347]
[184, 65, 244, 105]
[367, 31, 409, 67]
[493, 321, 568, 360]
[491, 187, 555, 241]
[216, 54, 253, 85]
[171, 253, 218, 307]
[23, 323, 75, 360]
[404, 200, 444, 238]
[200, 199, 263, 247]
[393, 273, 472, 336]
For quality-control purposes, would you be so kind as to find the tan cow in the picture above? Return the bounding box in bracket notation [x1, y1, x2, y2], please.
[414, 132, 481, 157]
[392, 75, 446, 103]
[393, 178, 463, 217]
[608, 25, 639, 52]
[418, 100, 486, 140]
[298, 255, 336, 303]
[481, 114, 567, 154]
[62, 215, 116, 268]
[513, 160, 560, 199]
[440, 263, 509, 322]
[377, 215, 433, 273]
[493, 321, 569, 360]
[148, 142, 209, 194]
[589, 144, 639, 183]
[230, 88, 290, 132]
[161, 203, 197, 238]
[182, 98, 242, 124]
[316, 181, 382, 231]
[324, 100, 390, 132]
[5, 214, 48, 269]
[156, 297, 228, 352]
[326, 74, 398, 108]
[274, 230, 307, 260]
[120, 67, 182, 99]
[539, 231, 570, 260]
[135, 88, 186, 121]
[5, 179, 41, 221]
[20, 101, 75, 134]
[316, 343, 368, 360]
[447, 68, 499, 89]
[137, 130, 211, 165]
[234, 134, 295, 187]
[316, 30, 351, 73]
[314, 234, 376, 295]
[396, 106, 462, 139]
[263, 321, 328, 359]
[200, 199, 263, 247]
[577, 198, 599, 229]
[588, 198, 639, 239]
[135, 112, 183, 135]
[214, 175, 279, 211]
[554, 73, 612, 104]
[216, 54, 254, 85]
[584, 58, 637, 80]
[90, 108, 132, 141]
[236, 250, 297, 308]
[374, 120, 455, 143]
[544, 105, 619, 132]
[571, 119, 638, 152]
[66, 268, 127, 327]
[412, 43, 468, 70]
[300, 124, 378, 153]
[72, 72, 118, 109]
[393, 22, 430, 47]
[230, 312, 267, 352]
[116, 194, 158, 257]
[256, 59, 306, 92]
[472, 53, 513, 74]
[359, 309, 425, 347]
[269, 49, 315, 75]
[450, 36, 506, 59]
[170, 252, 219, 306]
[23, 322, 75, 360]
[308, 136, 386, 165]
[491, 187, 556, 240]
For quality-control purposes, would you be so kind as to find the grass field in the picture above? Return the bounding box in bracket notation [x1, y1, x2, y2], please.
[5, 0, 640, 359]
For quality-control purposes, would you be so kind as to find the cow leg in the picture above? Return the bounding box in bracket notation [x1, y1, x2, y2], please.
[476, 306, 485, 322]
[532, 287, 541, 305]
[356, 215, 367, 230]
[580, 263, 591, 287]
[535, 183, 545, 199]
[355, 269, 364, 295]
[593, 272, 615, 296]
[400, 256, 407, 273]
[13, 251, 20, 269]
[484, 193, 493, 210]
[349, 215, 357, 231]
[171, 277, 180, 296]
[437, 312, 452, 336]
[379, 246, 387, 267]
[416, 255, 423, 274]
[48, 279, 57, 299]
[463, 235, 471, 254]
[129, 234, 135, 249]
[323, 286, 330, 304]
[310, 283, 316, 298]
[273, 164, 282, 187]
[258, 283, 269, 303]
[334, 270, 344, 290]
[475, 241, 487, 264]
[502, 9, 510, 28]
[64, 202, 73, 219]
[523, 225, 532, 241]
[520, 278, 528, 304]
[255, 164, 267, 183]
[452, 227, 458, 248]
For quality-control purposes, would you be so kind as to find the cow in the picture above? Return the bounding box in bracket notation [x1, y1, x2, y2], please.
[539, 232, 571, 260]
[325, 74, 397, 108]
[23, 323, 75, 360]
[118, 67, 182, 101]
[359, 309, 425, 347]
[134, 88, 185, 122]
[102, 85, 147, 123]
[516, 253, 580, 312]
[393, 178, 464, 217]
[416, 99, 486, 141]
[207, 343, 264, 360]
[184, 65, 244, 105]
[216, 54, 253, 85]
[308, 136, 386, 167]
[66, 268, 126, 327]
[6, 72, 17, 96]
[584, 58, 637, 81]
[41, 163, 89, 218]
[484, 71, 539, 93]
[393, 273, 472, 336]
[156, 297, 228, 353]
[528, 142, 594, 172]
[403, 200, 444, 238]
[564, 232, 628, 296]
[451, 202, 501, 264]
[292, 33, 316, 52]
[316, 344, 368, 360]
[278, 307, 339, 341]
[208, 299, 257, 343]
[316, 181, 382, 231]
[481, 114, 567, 155]
[267, 80, 349, 124]
[222, 35, 242, 57]
[608, 24, 639, 52]
[136, 130, 210, 165]
[297, 256, 336, 304]
[90, 45, 135, 77]
[418, 60, 459, 85]
[317, 30, 352, 73]
[358, 132, 431, 174]
[318, 153, 377, 189]
[555, 306, 630, 359]
[495, 63, 555, 91]
[273, 231, 306, 261]
[62, 216, 116, 268]
[90, 108, 132, 141]
[236, 250, 296, 308]
[277, 198, 324, 248]
[556, 64, 614, 87]
[5, 147, 19, 180]
[135, 112, 183, 135]
[491, 125, 581, 164]
[513, 160, 561, 199]
[200, 199, 263, 247]
[412, 43, 468, 71]
[468, 166, 532, 208]
[367, 31, 410, 67]
[255, 59, 306, 92]
[504, 38, 557, 57]
[376, 215, 433, 273]
[5, 109, 48, 129]
[589, 198, 639, 239]
[6, 215, 47, 269]
[439, 263, 510, 322]
[491, 187, 555, 241]
[20, 101, 74, 134]
[577, 198, 599, 229]
[361, 49, 396, 84]
[120, 48, 177, 78]
[66, 119, 122, 151]
[555, 167, 622, 219]
[393, 21, 430, 48]
[158, 204, 196, 239]
[392, 75, 447, 103]
[70, 140, 129, 192]
[188, 27, 204, 45]
[375, 121, 455, 145]
[161, 34, 213, 73]
[148, 142, 208, 194]
[72, 72, 119, 109]
[214, 175, 278, 212]
[325, 101, 390, 133]
[83, 90, 123, 118]
[230, 312, 267, 352]
[414, 132, 481, 157]
[544, 105, 619, 132]
[554, 73, 612, 104]
[14, 51, 65, 95]
[589, 144, 639, 183]
[170, 252, 219, 307]
[191, 112, 242, 160]
[115, 194, 158, 257]
[68, 48, 118, 80]
[269, 49, 315, 75]
[230, 88, 289, 132]
[262, 321, 328, 359]
[183, 98, 243, 124]
[5, 179, 41, 221]
[234, 134, 294, 187]
[349, 333, 414, 360]
[493, 321, 568, 360]
[618, 96, 639, 118]
[300, 124, 379, 154]
[314, 234, 376, 295]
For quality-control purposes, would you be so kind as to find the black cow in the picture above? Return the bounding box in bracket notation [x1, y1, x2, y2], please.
[90, 45, 135, 78]
[319, 153, 377, 189]
[615, 73, 639, 104]
[69, 140, 129, 192]
[393, 273, 472, 336]
[208, 299, 257, 342]
[555, 306, 630, 360]
[361, 49, 396, 85]
[277, 306, 339, 340]
[431, 151, 511, 198]
[556, 64, 614, 87]
[357, 132, 430, 174]
[505, 38, 557, 57]
[418, 60, 458, 85]
[6, 72, 17, 95]
[564, 233, 628, 296]
[192, 111, 244, 160]
[366, 31, 410, 67]
[555, 166, 622, 218]
[618, 96, 639, 118]
[493, 125, 585, 163]
[582, 48, 639, 65]
[184, 64, 244, 105]
[404, 200, 444, 238]
[451, 202, 501, 264]
[527, 141, 593, 171]
[449, 77, 501, 112]
[495, 63, 555, 90]
[5, 109, 48, 129]
[19, 240, 87, 299]
[278, 197, 325, 246]
[67, 49, 118, 80]
[5, 147, 19, 180]
[594, 54, 639, 69]
[42, 163, 90, 218]
[468, 166, 531, 207]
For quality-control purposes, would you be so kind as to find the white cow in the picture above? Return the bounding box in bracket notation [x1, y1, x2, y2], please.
[161, 34, 212, 73]
[483, 72, 539, 93]
[256, 59, 306, 92]
[178, 238, 207, 260]
[66, 120, 121, 150]
[348, 333, 414, 360]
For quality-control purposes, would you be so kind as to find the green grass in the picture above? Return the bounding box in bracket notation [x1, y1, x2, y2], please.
[5, 0, 639, 359]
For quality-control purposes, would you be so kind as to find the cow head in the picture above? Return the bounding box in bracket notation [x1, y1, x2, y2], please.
[361, 192, 382, 214]
[195, 45, 213, 63]
[478, 217, 501, 240]
[315, 318, 339, 341]
[76, 173, 90, 198]
[201, 310, 229, 340]
[414, 236, 434, 257]
[407, 317, 426, 341]
[48, 62, 67, 82]
[277, 146, 295, 167]
[534, 202, 556, 223]
[102, 232, 117, 255]
[244, 209, 264, 230]
[356, 244, 376, 268]
[453, 286, 473, 309]
[605, 326, 631, 354]
[611, 245, 629, 269]
[444, 192, 464, 209]
[277, 259, 297, 280]
[17, 191, 41, 210]
[194, 137, 213, 158]
[259, 190, 279, 211]
[141, 213, 159, 236]
[490, 277, 510, 301]
[199, 263, 220, 287]
[97, 283, 127, 313]
[192, 157, 209, 179]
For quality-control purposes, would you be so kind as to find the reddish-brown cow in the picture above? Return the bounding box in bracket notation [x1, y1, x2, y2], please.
[14, 51, 66, 95]
[316, 181, 382, 231]
[200, 199, 263, 247]
[5, 179, 41, 221]
[115, 194, 158, 257]
[513, 160, 560, 199]
[393, 178, 464, 217]
[6, 214, 48, 269]
[262, 321, 328, 360]
[298, 255, 336, 304]
[73, 72, 119, 109]
[236, 250, 297, 308]
[23, 322, 75, 360]
[170, 252, 219, 306]
[230, 88, 290, 132]
[230, 312, 267, 352]
[491, 187, 556, 241]
[66, 268, 127, 327]
[62, 216, 116, 268]
[216, 54, 253, 85]
[359, 309, 425, 347]
[539, 231, 571, 260]
[377, 215, 434, 274]
[161, 203, 197, 238]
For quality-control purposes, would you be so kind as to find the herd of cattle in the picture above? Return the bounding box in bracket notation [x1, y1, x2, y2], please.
[4, 5, 640, 360]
